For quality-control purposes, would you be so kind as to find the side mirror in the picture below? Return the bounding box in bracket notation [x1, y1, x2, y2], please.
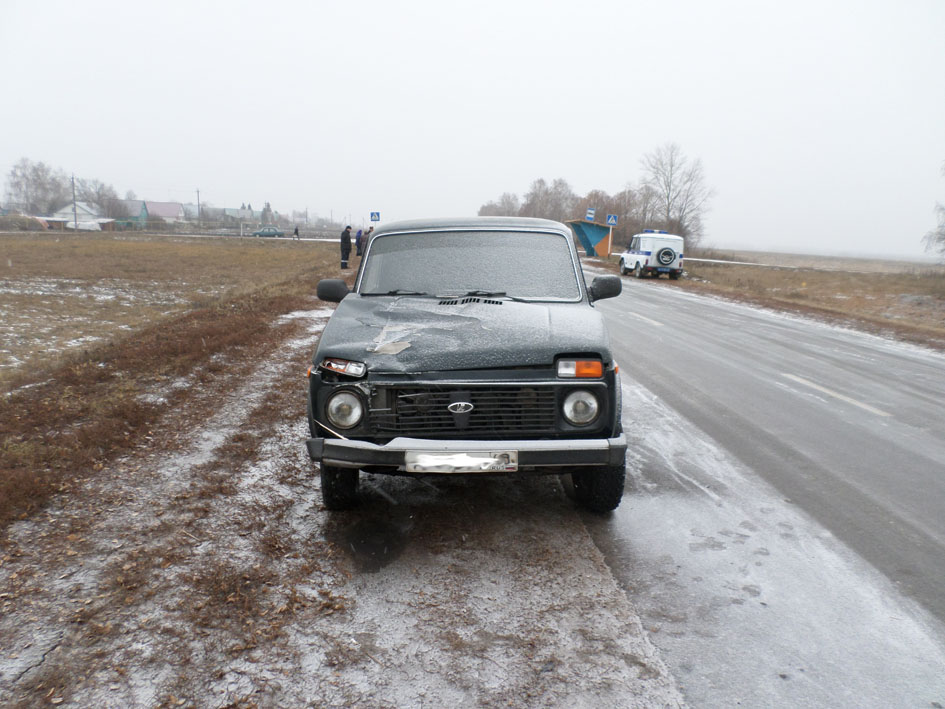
[588, 275, 622, 302]
[317, 279, 350, 302]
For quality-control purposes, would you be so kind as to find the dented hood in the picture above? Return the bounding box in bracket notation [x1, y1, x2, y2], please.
[313, 295, 612, 374]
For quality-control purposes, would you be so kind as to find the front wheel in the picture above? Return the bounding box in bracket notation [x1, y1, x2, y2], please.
[571, 464, 625, 513]
[620, 261, 628, 275]
[320, 465, 359, 510]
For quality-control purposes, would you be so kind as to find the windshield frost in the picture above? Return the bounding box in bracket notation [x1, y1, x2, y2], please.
[358, 231, 581, 300]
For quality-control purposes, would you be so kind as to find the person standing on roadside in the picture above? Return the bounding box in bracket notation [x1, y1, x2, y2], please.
[340, 225, 352, 269]
[293, 225, 299, 239]
[355, 228, 363, 256]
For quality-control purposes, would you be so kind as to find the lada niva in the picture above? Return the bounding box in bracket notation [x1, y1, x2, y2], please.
[306, 217, 627, 513]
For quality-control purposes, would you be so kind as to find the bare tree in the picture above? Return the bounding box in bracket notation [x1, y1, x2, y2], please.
[105, 198, 131, 219]
[547, 178, 578, 222]
[518, 178, 550, 218]
[923, 161, 945, 257]
[479, 192, 521, 216]
[574, 189, 616, 220]
[76, 177, 119, 216]
[640, 143, 713, 245]
[4, 158, 70, 215]
[519, 178, 577, 222]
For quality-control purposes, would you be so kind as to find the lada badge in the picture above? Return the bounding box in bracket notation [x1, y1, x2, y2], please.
[447, 402, 474, 414]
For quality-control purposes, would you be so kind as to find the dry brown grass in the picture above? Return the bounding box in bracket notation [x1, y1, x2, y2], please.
[681, 254, 945, 344]
[0, 233, 344, 532]
[597, 248, 945, 349]
[0, 232, 334, 382]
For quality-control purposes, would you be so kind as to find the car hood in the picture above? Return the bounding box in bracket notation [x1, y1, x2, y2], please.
[314, 295, 612, 374]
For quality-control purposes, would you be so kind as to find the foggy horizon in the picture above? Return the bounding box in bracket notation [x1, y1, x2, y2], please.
[3, 0, 943, 259]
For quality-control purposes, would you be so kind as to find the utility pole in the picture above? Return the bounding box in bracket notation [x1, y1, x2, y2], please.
[196, 188, 201, 227]
[71, 174, 78, 232]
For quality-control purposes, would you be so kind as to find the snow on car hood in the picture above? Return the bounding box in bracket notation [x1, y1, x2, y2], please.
[314, 294, 613, 373]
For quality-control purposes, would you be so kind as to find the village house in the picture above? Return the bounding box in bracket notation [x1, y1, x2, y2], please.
[144, 201, 185, 223]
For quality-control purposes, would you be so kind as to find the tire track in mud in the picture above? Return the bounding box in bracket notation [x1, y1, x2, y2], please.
[0, 308, 683, 708]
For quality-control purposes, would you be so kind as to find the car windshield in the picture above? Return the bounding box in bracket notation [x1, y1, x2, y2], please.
[357, 230, 582, 301]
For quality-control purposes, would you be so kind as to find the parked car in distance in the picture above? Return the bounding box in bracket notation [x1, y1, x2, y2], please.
[619, 230, 684, 279]
[306, 216, 627, 513]
[252, 226, 284, 238]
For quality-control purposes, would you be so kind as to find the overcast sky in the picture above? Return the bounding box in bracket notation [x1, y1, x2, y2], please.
[3, 0, 944, 257]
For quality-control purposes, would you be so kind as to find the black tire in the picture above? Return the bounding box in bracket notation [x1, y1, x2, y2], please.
[320, 465, 359, 510]
[571, 464, 625, 513]
[634, 263, 645, 279]
[669, 271, 680, 280]
[620, 261, 628, 275]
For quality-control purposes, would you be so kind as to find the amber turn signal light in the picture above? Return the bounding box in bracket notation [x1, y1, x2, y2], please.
[557, 359, 603, 378]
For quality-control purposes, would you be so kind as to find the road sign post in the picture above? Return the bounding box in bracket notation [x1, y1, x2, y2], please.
[605, 214, 618, 256]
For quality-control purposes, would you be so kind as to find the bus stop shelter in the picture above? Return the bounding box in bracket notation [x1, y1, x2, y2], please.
[567, 220, 613, 258]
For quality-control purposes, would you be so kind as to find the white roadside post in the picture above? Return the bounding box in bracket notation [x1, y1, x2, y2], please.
[606, 214, 618, 257]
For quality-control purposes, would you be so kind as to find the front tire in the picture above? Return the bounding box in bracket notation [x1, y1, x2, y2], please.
[571, 464, 625, 513]
[620, 261, 628, 275]
[320, 465, 359, 510]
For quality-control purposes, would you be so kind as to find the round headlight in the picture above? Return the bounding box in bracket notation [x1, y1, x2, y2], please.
[562, 390, 599, 425]
[326, 390, 364, 429]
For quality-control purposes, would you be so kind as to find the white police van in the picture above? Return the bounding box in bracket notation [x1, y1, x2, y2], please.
[619, 230, 684, 280]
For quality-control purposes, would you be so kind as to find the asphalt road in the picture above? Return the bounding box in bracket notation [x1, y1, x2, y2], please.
[589, 275, 945, 707]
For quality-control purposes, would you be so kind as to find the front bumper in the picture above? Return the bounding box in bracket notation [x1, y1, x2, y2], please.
[306, 434, 627, 472]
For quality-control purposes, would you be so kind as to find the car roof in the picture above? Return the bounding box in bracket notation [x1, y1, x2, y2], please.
[369, 216, 572, 238]
[634, 232, 683, 241]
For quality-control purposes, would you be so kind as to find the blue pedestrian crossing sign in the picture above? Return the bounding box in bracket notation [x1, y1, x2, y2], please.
[370, 212, 380, 222]
[606, 214, 618, 226]
[585, 208, 596, 222]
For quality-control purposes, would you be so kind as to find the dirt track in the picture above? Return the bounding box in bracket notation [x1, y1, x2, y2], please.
[0, 305, 683, 707]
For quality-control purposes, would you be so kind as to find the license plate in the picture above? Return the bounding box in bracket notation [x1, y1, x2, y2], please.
[405, 450, 518, 473]
[657, 267, 670, 272]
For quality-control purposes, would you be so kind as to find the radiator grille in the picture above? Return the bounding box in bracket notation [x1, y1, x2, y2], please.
[372, 386, 558, 438]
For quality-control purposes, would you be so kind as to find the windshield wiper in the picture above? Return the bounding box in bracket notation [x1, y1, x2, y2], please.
[454, 290, 529, 302]
[463, 290, 506, 297]
[361, 289, 429, 296]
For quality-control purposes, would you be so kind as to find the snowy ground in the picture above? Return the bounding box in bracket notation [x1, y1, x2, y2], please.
[0, 277, 195, 374]
[0, 307, 683, 707]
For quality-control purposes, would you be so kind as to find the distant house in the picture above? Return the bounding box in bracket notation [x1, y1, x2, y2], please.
[108, 199, 148, 227]
[47, 201, 108, 231]
[51, 201, 100, 220]
[144, 201, 185, 223]
[182, 202, 199, 220]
